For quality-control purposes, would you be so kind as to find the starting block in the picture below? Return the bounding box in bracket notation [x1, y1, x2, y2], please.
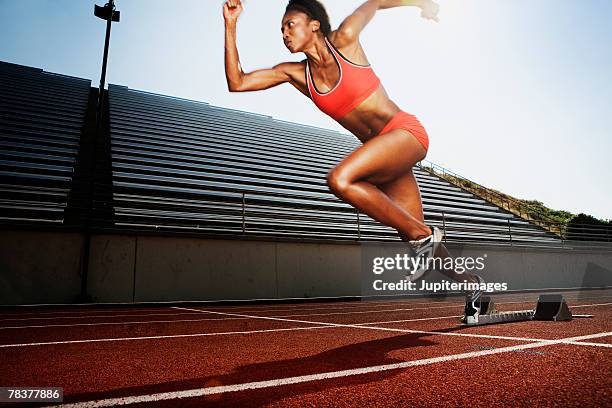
[462, 294, 578, 326]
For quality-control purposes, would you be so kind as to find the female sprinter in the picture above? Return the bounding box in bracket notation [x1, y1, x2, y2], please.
[223, 0, 484, 323]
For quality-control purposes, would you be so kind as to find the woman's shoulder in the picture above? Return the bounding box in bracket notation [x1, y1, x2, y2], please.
[273, 60, 308, 84]
[328, 30, 357, 49]
[327, 31, 370, 67]
[277, 60, 306, 67]
[278, 60, 307, 75]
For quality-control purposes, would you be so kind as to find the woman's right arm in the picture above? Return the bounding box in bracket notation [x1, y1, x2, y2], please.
[224, 0, 292, 92]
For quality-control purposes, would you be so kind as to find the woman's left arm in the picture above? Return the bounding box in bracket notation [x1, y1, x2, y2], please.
[378, 0, 426, 10]
[336, 0, 437, 44]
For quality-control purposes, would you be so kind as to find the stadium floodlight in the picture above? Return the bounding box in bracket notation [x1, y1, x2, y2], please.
[94, 2, 120, 22]
[94, 0, 120, 126]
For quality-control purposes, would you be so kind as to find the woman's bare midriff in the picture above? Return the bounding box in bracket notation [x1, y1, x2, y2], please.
[335, 84, 401, 143]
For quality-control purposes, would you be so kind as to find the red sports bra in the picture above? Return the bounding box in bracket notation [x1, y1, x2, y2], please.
[306, 37, 381, 121]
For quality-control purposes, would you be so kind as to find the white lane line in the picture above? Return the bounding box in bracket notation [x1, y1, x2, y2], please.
[0, 300, 443, 318]
[0, 309, 462, 330]
[0, 298, 477, 318]
[0, 312, 465, 331]
[44, 331, 612, 408]
[0, 304, 467, 323]
[0, 303, 463, 322]
[0, 315, 463, 348]
[5, 287, 606, 315]
[0, 299, 612, 329]
[5, 298, 611, 326]
[0, 313, 461, 330]
[4, 292, 581, 317]
[0, 317, 248, 330]
[0, 308, 178, 317]
[573, 303, 612, 308]
[363, 324, 612, 347]
[0, 312, 236, 322]
[570, 341, 612, 347]
[2, 293, 610, 320]
[0, 326, 334, 348]
[1, 308, 610, 349]
[362, 303, 612, 327]
[3, 298, 608, 329]
[0, 298, 434, 316]
[248, 299, 612, 318]
[174, 306, 612, 348]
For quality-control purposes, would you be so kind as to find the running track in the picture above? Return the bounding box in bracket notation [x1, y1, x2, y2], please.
[0, 290, 611, 407]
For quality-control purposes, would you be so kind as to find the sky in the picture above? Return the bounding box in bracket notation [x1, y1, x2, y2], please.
[1, 0, 610, 220]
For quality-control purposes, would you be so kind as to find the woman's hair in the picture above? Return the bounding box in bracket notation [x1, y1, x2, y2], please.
[285, 0, 331, 37]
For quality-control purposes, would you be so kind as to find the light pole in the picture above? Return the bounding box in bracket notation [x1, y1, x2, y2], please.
[94, 0, 120, 126]
[78, 1, 120, 302]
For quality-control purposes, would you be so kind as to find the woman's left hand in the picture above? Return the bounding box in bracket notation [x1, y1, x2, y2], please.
[419, 0, 440, 22]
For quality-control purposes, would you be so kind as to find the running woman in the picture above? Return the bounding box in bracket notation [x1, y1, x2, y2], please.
[223, 0, 484, 323]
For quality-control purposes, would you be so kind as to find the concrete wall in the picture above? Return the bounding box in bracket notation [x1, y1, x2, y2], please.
[1, 229, 611, 305]
[92, 236, 362, 302]
[435, 243, 612, 292]
[0, 230, 84, 304]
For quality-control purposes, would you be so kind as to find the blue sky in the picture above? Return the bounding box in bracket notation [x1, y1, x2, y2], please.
[1, 0, 610, 220]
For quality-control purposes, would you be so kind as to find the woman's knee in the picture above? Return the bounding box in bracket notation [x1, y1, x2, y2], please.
[326, 167, 353, 196]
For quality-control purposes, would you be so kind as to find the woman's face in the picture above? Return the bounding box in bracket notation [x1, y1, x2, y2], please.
[281, 10, 319, 53]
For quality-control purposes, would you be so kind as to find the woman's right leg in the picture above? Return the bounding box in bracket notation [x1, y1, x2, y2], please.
[380, 167, 484, 326]
[379, 173, 479, 284]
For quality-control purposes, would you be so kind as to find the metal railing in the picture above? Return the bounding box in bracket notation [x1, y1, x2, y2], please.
[101, 187, 609, 247]
[3, 161, 611, 249]
[4, 180, 604, 249]
[417, 159, 575, 237]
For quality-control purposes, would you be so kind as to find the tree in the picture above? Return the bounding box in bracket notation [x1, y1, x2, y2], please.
[566, 213, 612, 242]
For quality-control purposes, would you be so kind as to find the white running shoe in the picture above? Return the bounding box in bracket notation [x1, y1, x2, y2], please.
[461, 275, 486, 324]
[405, 226, 444, 283]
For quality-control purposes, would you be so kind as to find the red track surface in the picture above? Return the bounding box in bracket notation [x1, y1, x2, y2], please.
[0, 290, 610, 407]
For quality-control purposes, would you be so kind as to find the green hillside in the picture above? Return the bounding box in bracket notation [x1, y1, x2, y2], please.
[424, 168, 610, 240]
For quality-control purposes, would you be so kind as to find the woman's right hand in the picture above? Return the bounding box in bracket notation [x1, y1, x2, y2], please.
[419, 0, 439, 23]
[223, 0, 244, 24]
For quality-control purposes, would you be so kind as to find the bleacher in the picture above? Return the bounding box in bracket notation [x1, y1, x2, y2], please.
[0, 61, 562, 247]
[0, 62, 91, 225]
[107, 85, 561, 246]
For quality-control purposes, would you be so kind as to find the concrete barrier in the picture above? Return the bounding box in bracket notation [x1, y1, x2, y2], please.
[1, 230, 611, 305]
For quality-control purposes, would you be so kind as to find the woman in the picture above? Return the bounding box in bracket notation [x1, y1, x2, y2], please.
[223, 0, 484, 322]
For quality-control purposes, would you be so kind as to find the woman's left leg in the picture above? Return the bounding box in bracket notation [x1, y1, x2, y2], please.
[326, 128, 431, 240]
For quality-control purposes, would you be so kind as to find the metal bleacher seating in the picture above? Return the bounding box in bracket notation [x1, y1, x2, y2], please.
[0, 61, 563, 246]
[106, 84, 562, 246]
[0, 62, 91, 226]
